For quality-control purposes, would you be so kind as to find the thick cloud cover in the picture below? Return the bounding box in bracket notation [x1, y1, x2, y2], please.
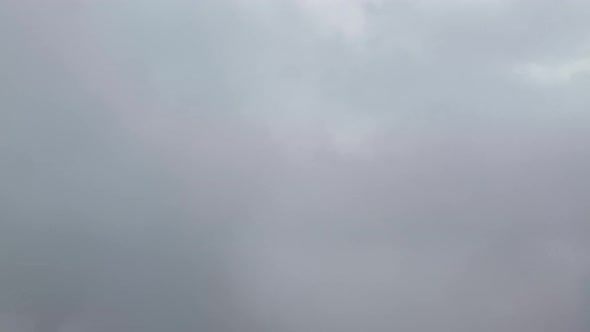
[1, 0, 590, 331]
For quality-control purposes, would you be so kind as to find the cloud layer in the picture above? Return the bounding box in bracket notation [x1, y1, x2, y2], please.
[1, 0, 589, 331]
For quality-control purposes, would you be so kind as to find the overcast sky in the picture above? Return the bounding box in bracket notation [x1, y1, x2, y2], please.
[1, 1, 590, 331]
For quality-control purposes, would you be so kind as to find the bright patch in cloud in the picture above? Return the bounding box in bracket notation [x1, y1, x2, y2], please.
[293, 0, 382, 42]
[520, 56, 590, 85]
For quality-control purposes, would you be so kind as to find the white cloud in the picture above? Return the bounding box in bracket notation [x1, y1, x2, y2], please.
[520, 56, 590, 85]
[291, 0, 382, 42]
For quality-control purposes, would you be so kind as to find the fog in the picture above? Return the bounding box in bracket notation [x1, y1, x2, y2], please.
[1, 1, 589, 331]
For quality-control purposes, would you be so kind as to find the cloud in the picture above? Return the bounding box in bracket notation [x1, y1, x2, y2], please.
[1, 0, 590, 331]
[519, 56, 590, 85]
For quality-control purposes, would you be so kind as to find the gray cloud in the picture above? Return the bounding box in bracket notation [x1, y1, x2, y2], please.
[1, 0, 589, 331]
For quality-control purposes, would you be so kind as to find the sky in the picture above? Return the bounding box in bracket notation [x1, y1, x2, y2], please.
[1, 0, 590, 331]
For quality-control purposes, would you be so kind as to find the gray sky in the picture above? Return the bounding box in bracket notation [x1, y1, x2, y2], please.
[1, 1, 590, 331]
